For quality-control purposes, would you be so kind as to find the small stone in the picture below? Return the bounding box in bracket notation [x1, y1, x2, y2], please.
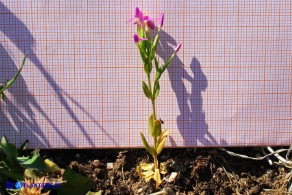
[137, 188, 143, 193]
[217, 167, 223, 173]
[168, 172, 178, 182]
[92, 160, 101, 167]
[69, 161, 79, 169]
[107, 162, 114, 170]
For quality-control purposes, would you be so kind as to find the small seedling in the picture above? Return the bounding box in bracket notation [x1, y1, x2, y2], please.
[129, 7, 181, 188]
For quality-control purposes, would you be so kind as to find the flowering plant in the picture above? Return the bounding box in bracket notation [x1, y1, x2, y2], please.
[129, 7, 181, 188]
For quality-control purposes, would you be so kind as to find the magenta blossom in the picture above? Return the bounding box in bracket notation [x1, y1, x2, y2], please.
[174, 43, 182, 53]
[128, 7, 155, 30]
[133, 34, 148, 43]
[158, 13, 164, 28]
[134, 7, 143, 20]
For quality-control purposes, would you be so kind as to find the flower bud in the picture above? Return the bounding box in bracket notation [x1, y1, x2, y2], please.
[133, 34, 147, 43]
[158, 13, 164, 28]
[174, 43, 182, 53]
[147, 20, 155, 29]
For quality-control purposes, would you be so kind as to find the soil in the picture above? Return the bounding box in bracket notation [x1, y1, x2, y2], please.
[41, 147, 292, 195]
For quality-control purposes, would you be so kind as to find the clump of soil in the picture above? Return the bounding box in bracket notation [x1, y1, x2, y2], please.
[42, 147, 292, 194]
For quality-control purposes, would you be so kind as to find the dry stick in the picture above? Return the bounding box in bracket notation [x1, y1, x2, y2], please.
[261, 147, 273, 165]
[122, 166, 125, 184]
[219, 148, 289, 160]
[221, 147, 292, 194]
[286, 145, 292, 160]
[265, 147, 292, 192]
[266, 147, 292, 165]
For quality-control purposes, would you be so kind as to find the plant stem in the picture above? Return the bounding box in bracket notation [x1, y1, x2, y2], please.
[147, 74, 157, 120]
[147, 74, 159, 169]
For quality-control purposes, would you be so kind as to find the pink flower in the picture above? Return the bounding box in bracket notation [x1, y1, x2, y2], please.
[134, 7, 143, 20]
[174, 43, 182, 53]
[158, 13, 164, 28]
[133, 34, 148, 43]
[128, 7, 155, 30]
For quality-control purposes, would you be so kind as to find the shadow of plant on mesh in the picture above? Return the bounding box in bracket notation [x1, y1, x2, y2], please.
[0, 44, 51, 148]
[0, 1, 116, 148]
[156, 29, 218, 147]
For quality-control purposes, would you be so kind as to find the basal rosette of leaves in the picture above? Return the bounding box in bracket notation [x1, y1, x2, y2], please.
[129, 7, 181, 188]
[0, 136, 99, 195]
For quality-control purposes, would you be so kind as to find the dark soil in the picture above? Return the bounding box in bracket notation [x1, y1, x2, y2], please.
[41, 147, 292, 195]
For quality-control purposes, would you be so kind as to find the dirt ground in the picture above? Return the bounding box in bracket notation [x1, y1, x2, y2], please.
[42, 147, 292, 195]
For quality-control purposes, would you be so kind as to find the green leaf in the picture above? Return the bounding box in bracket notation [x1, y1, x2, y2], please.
[149, 33, 160, 61]
[143, 61, 152, 75]
[1, 135, 8, 144]
[154, 56, 159, 71]
[0, 161, 23, 180]
[157, 130, 169, 155]
[23, 169, 42, 179]
[140, 132, 154, 156]
[145, 31, 152, 53]
[57, 167, 94, 195]
[17, 149, 47, 172]
[44, 158, 61, 173]
[0, 136, 48, 182]
[155, 53, 176, 81]
[137, 44, 147, 63]
[152, 120, 162, 138]
[153, 81, 160, 99]
[142, 81, 152, 99]
[18, 139, 29, 154]
[148, 114, 154, 136]
[0, 55, 27, 95]
[0, 140, 19, 166]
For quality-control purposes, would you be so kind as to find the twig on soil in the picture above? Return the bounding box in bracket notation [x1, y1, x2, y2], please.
[121, 166, 125, 185]
[286, 145, 292, 160]
[261, 148, 273, 165]
[221, 147, 292, 193]
[219, 148, 289, 161]
[266, 147, 292, 165]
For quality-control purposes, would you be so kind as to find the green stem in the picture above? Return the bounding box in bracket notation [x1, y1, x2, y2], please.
[147, 74, 156, 120]
[147, 74, 159, 169]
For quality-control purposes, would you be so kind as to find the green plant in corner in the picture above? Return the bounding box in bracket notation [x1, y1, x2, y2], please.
[0, 135, 47, 193]
[0, 55, 27, 100]
[129, 7, 182, 188]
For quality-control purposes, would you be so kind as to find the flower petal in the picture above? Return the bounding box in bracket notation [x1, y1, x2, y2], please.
[135, 7, 143, 20]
